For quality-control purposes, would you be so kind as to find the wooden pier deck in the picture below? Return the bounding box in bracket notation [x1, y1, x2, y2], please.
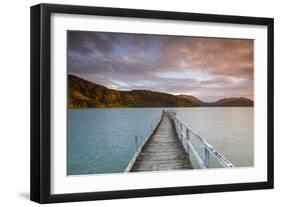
[128, 112, 193, 172]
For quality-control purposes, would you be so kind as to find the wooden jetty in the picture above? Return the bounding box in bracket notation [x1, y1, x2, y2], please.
[126, 112, 193, 172]
[125, 110, 234, 172]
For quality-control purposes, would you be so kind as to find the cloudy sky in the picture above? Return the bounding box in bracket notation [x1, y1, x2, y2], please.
[67, 31, 253, 102]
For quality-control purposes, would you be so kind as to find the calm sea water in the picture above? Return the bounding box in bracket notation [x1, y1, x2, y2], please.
[67, 107, 253, 175]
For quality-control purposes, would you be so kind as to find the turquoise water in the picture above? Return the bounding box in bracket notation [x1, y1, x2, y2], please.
[67, 108, 162, 175]
[176, 107, 253, 168]
[67, 107, 253, 175]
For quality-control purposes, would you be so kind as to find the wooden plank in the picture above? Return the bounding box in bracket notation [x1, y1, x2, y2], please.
[130, 112, 193, 172]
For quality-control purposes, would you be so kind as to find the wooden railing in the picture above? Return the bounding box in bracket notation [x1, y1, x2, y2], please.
[167, 110, 234, 169]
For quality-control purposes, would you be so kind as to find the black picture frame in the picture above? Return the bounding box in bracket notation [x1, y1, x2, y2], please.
[30, 3, 274, 204]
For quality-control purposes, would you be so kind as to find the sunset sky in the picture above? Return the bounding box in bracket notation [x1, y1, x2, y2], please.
[67, 31, 253, 102]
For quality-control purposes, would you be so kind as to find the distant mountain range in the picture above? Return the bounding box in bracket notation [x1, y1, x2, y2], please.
[68, 75, 254, 108]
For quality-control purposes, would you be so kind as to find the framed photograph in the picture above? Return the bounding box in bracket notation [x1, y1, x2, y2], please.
[30, 3, 274, 203]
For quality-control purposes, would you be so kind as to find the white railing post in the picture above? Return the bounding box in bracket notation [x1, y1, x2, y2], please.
[204, 147, 210, 168]
[179, 122, 183, 141]
[185, 128, 190, 152]
[177, 120, 180, 139]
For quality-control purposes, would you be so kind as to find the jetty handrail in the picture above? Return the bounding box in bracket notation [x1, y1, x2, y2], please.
[124, 110, 164, 172]
[167, 110, 234, 169]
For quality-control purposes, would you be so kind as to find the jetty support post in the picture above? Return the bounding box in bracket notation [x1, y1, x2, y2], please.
[135, 136, 138, 151]
[204, 147, 210, 168]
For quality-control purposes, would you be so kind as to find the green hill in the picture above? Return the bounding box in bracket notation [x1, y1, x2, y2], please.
[68, 75, 253, 108]
[206, 97, 254, 107]
[68, 75, 199, 108]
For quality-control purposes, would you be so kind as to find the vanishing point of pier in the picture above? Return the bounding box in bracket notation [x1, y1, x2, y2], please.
[125, 110, 234, 172]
